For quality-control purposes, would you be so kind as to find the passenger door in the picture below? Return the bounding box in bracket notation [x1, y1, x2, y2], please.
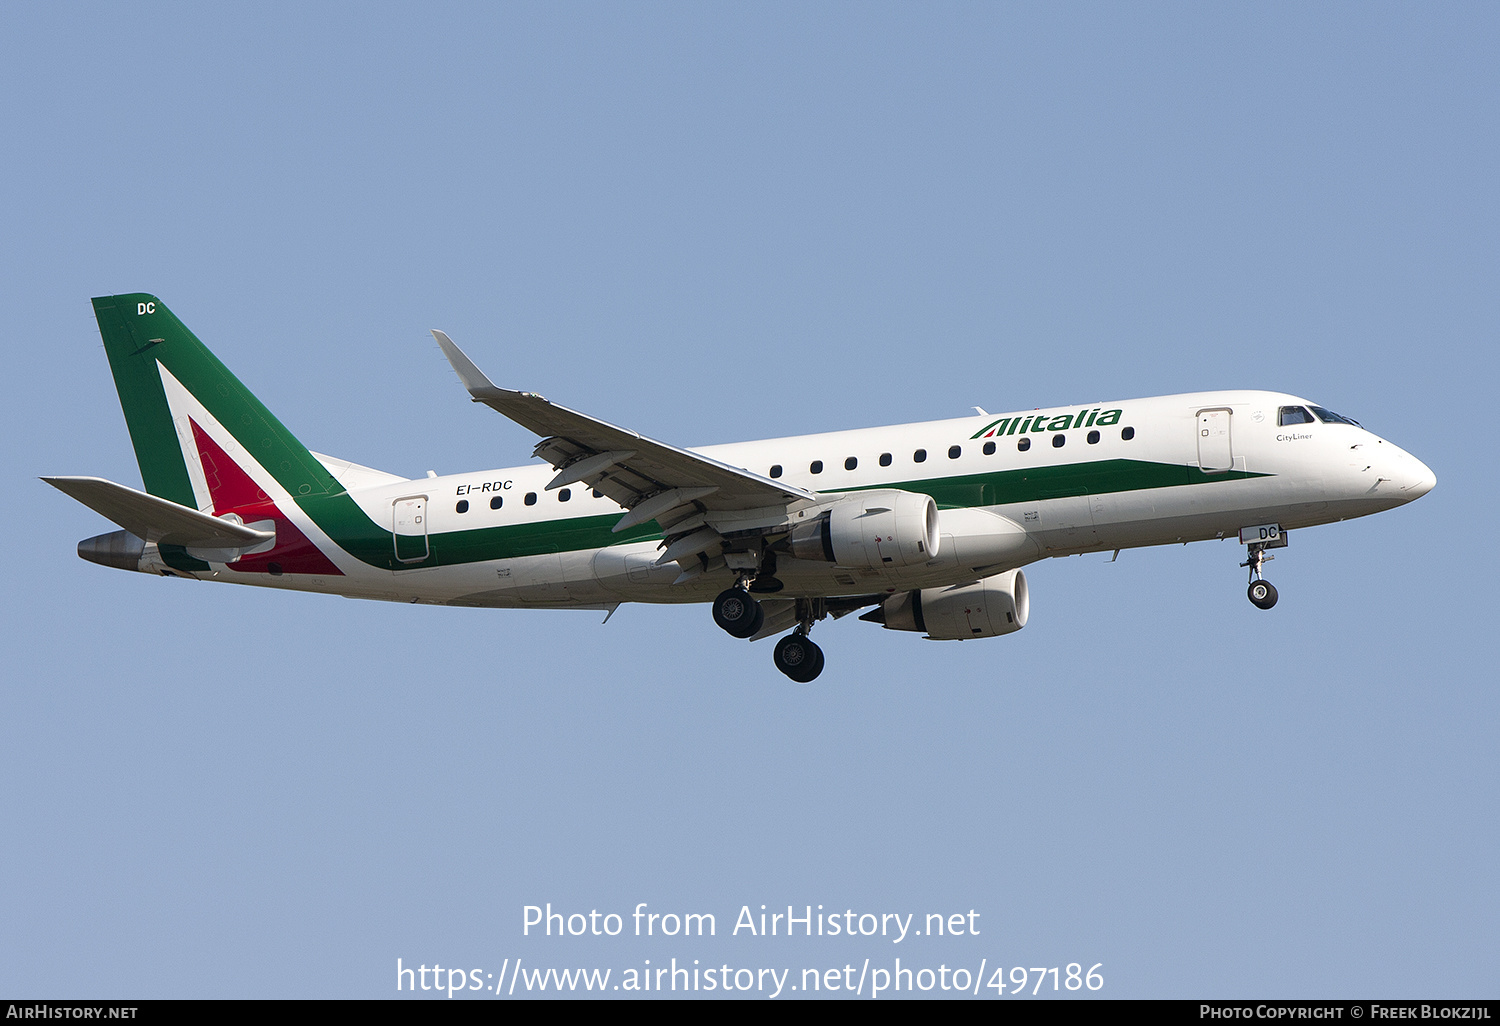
[1197, 409, 1234, 472]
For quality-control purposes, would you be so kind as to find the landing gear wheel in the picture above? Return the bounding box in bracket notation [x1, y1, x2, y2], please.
[1241, 537, 1283, 610]
[774, 634, 825, 682]
[713, 587, 764, 638]
[1247, 580, 1278, 610]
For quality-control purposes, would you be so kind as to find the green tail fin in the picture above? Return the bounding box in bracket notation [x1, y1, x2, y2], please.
[91, 294, 341, 504]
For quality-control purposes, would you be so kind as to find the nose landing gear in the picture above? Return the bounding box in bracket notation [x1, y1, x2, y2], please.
[1237, 524, 1288, 610]
[1241, 540, 1279, 610]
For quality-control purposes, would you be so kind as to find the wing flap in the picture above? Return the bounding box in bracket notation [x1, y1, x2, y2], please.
[545, 449, 636, 491]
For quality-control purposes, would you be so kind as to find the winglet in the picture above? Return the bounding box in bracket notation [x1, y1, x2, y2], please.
[431, 329, 544, 405]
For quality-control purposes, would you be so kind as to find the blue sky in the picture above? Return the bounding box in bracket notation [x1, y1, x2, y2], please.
[2, 2, 1495, 998]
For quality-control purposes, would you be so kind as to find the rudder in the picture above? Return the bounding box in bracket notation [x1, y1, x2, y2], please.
[92, 294, 342, 506]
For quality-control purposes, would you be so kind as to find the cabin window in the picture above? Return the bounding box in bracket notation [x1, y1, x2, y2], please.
[456, 500, 469, 513]
[845, 456, 858, 470]
[1087, 430, 1100, 444]
[1121, 427, 1135, 440]
[1278, 406, 1315, 426]
[983, 441, 996, 455]
[558, 488, 571, 501]
[591, 489, 602, 498]
[769, 464, 783, 478]
[1017, 437, 1031, 452]
[913, 449, 927, 463]
[810, 460, 823, 474]
[879, 452, 892, 467]
[948, 445, 962, 459]
[490, 496, 503, 509]
[525, 492, 537, 505]
[1052, 434, 1066, 448]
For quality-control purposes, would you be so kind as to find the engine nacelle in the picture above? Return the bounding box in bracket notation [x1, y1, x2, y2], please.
[865, 569, 1029, 640]
[787, 489, 939, 569]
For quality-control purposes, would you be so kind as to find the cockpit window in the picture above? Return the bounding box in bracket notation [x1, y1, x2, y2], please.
[1278, 406, 1316, 426]
[1309, 405, 1360, 427]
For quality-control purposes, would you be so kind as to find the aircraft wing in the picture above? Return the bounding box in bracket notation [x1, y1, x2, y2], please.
[432, 331, 816, 553]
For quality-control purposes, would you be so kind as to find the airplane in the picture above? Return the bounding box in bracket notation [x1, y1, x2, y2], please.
[46, 294, 1436, 682]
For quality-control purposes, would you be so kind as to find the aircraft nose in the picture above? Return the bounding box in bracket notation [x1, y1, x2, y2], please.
[1406, 457, 1437, 499]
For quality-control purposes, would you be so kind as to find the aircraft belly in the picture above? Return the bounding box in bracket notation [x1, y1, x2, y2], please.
[389, 551, 589, 607]
[1036, 495, 1100, 552]
[1080, 481, 1360, 552]
[591, 543, 678, 596]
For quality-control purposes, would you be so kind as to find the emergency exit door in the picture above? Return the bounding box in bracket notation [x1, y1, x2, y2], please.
[1197, 409, 1233, 472]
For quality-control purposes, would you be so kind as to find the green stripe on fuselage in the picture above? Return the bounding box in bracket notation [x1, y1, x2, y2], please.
[298, 492, 665, 571]
[855, 458, 1267, 509]
[301, 458, 1268, 571]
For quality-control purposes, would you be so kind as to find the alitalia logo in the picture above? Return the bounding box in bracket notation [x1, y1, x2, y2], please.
[970, 408, 1124, 439]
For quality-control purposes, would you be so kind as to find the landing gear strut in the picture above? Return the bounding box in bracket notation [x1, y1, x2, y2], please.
[773, 599, 827, 682]
[1241, 542, 1279, 610]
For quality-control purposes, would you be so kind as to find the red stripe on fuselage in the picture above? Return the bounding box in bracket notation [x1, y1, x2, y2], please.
[189, 419, 344, 576]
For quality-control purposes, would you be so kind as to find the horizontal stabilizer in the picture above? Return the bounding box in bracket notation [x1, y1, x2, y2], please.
[42, 476, 275, 548]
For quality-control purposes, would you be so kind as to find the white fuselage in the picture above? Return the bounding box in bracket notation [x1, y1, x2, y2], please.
[208, 390, 1433, 610]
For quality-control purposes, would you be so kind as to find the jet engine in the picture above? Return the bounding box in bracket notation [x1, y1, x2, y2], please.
[786, 489, 939, 569]
[861, 569, 1029, 640]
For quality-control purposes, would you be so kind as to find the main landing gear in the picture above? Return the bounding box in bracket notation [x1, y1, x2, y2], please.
[711, 583, 827, 682]
[773, 631, 824, 684]
[712, 585, 764, 638]
[1241, 541, 1279, 610]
